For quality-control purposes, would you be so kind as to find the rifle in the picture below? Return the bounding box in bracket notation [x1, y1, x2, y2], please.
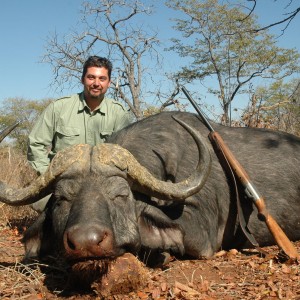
[181, 86, 299, 259]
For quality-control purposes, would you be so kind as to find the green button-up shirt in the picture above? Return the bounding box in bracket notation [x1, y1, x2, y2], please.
[27, 92, 131, 175]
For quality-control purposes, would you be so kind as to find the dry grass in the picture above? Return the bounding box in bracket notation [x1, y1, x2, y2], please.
[0, 147, 38, 221]
[0, 147, 37, 187]
[0, 148, 46, 298]
[0, 262, 46, 298]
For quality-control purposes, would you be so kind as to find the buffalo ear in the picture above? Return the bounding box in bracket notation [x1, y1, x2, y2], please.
[22, 208, 53, 262]
[137, 206, 185, 256]
[22, 211, 47, 261]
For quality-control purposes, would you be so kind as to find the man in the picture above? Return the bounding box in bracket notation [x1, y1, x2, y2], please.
[27, 56, 131, 211]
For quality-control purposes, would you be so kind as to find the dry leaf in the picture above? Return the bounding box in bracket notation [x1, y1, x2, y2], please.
[282, 264, 291, 274]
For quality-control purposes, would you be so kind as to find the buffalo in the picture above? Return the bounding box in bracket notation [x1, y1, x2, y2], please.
[0, 111, 299, 268]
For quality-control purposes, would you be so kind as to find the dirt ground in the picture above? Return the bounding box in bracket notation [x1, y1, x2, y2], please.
[0, 206, 299, 300]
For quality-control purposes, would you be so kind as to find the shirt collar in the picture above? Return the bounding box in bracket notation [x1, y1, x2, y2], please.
[78, 92, 109, 115]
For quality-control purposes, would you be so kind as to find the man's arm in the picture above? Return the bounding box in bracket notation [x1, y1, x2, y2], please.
[27, 102, 56, 175]
[113, 103, 133, 132]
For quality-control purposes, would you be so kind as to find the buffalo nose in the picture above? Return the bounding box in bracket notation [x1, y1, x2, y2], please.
[63, 225, 115, 259]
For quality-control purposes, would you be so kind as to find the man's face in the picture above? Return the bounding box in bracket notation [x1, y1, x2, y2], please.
[82, 66, 111, 100]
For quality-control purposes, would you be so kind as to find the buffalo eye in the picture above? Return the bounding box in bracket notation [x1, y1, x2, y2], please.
[107, 178, 130, 202]
[114, 193, 129, 202]
[53, 195, 69, 207]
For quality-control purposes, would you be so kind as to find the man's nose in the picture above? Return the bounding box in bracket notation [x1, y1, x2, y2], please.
[93, 78, 101, 86]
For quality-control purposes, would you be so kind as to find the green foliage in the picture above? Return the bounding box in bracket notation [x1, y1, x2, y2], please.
[241, 79, 300, 135]
[0, 98, 52, 153]
[166, 0, 300, 125]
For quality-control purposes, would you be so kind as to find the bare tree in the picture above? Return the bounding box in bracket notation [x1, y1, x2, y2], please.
[244, 0, 300, 33]
[42, 0, 161, 120]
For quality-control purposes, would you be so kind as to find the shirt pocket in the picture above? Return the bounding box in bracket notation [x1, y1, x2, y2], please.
[100, 130, 113, 142]
[55, 126, 81, 151]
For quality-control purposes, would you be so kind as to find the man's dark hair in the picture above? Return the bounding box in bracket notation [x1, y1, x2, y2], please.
[81, 56, 113, 81]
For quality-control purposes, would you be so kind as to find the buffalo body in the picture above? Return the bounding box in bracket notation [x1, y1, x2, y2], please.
[2, 111, 299, 263]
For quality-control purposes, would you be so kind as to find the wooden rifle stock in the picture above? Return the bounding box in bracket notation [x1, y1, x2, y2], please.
[181, 86, 299, 259]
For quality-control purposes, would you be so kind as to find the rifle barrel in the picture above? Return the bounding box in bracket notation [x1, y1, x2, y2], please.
[181, 86, 214, 132]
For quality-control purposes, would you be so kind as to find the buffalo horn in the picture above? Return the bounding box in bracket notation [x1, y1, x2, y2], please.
[0, 144, 91, 206]
[0, 122, 20, 143]
[94, 116, 211, 201]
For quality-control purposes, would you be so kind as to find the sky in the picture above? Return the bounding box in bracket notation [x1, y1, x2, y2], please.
[1, 0, 300, 110]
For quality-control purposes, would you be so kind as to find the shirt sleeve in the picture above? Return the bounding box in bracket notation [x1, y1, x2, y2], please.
[27, 102, 56, 175]
[113, 104, 133, 132]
